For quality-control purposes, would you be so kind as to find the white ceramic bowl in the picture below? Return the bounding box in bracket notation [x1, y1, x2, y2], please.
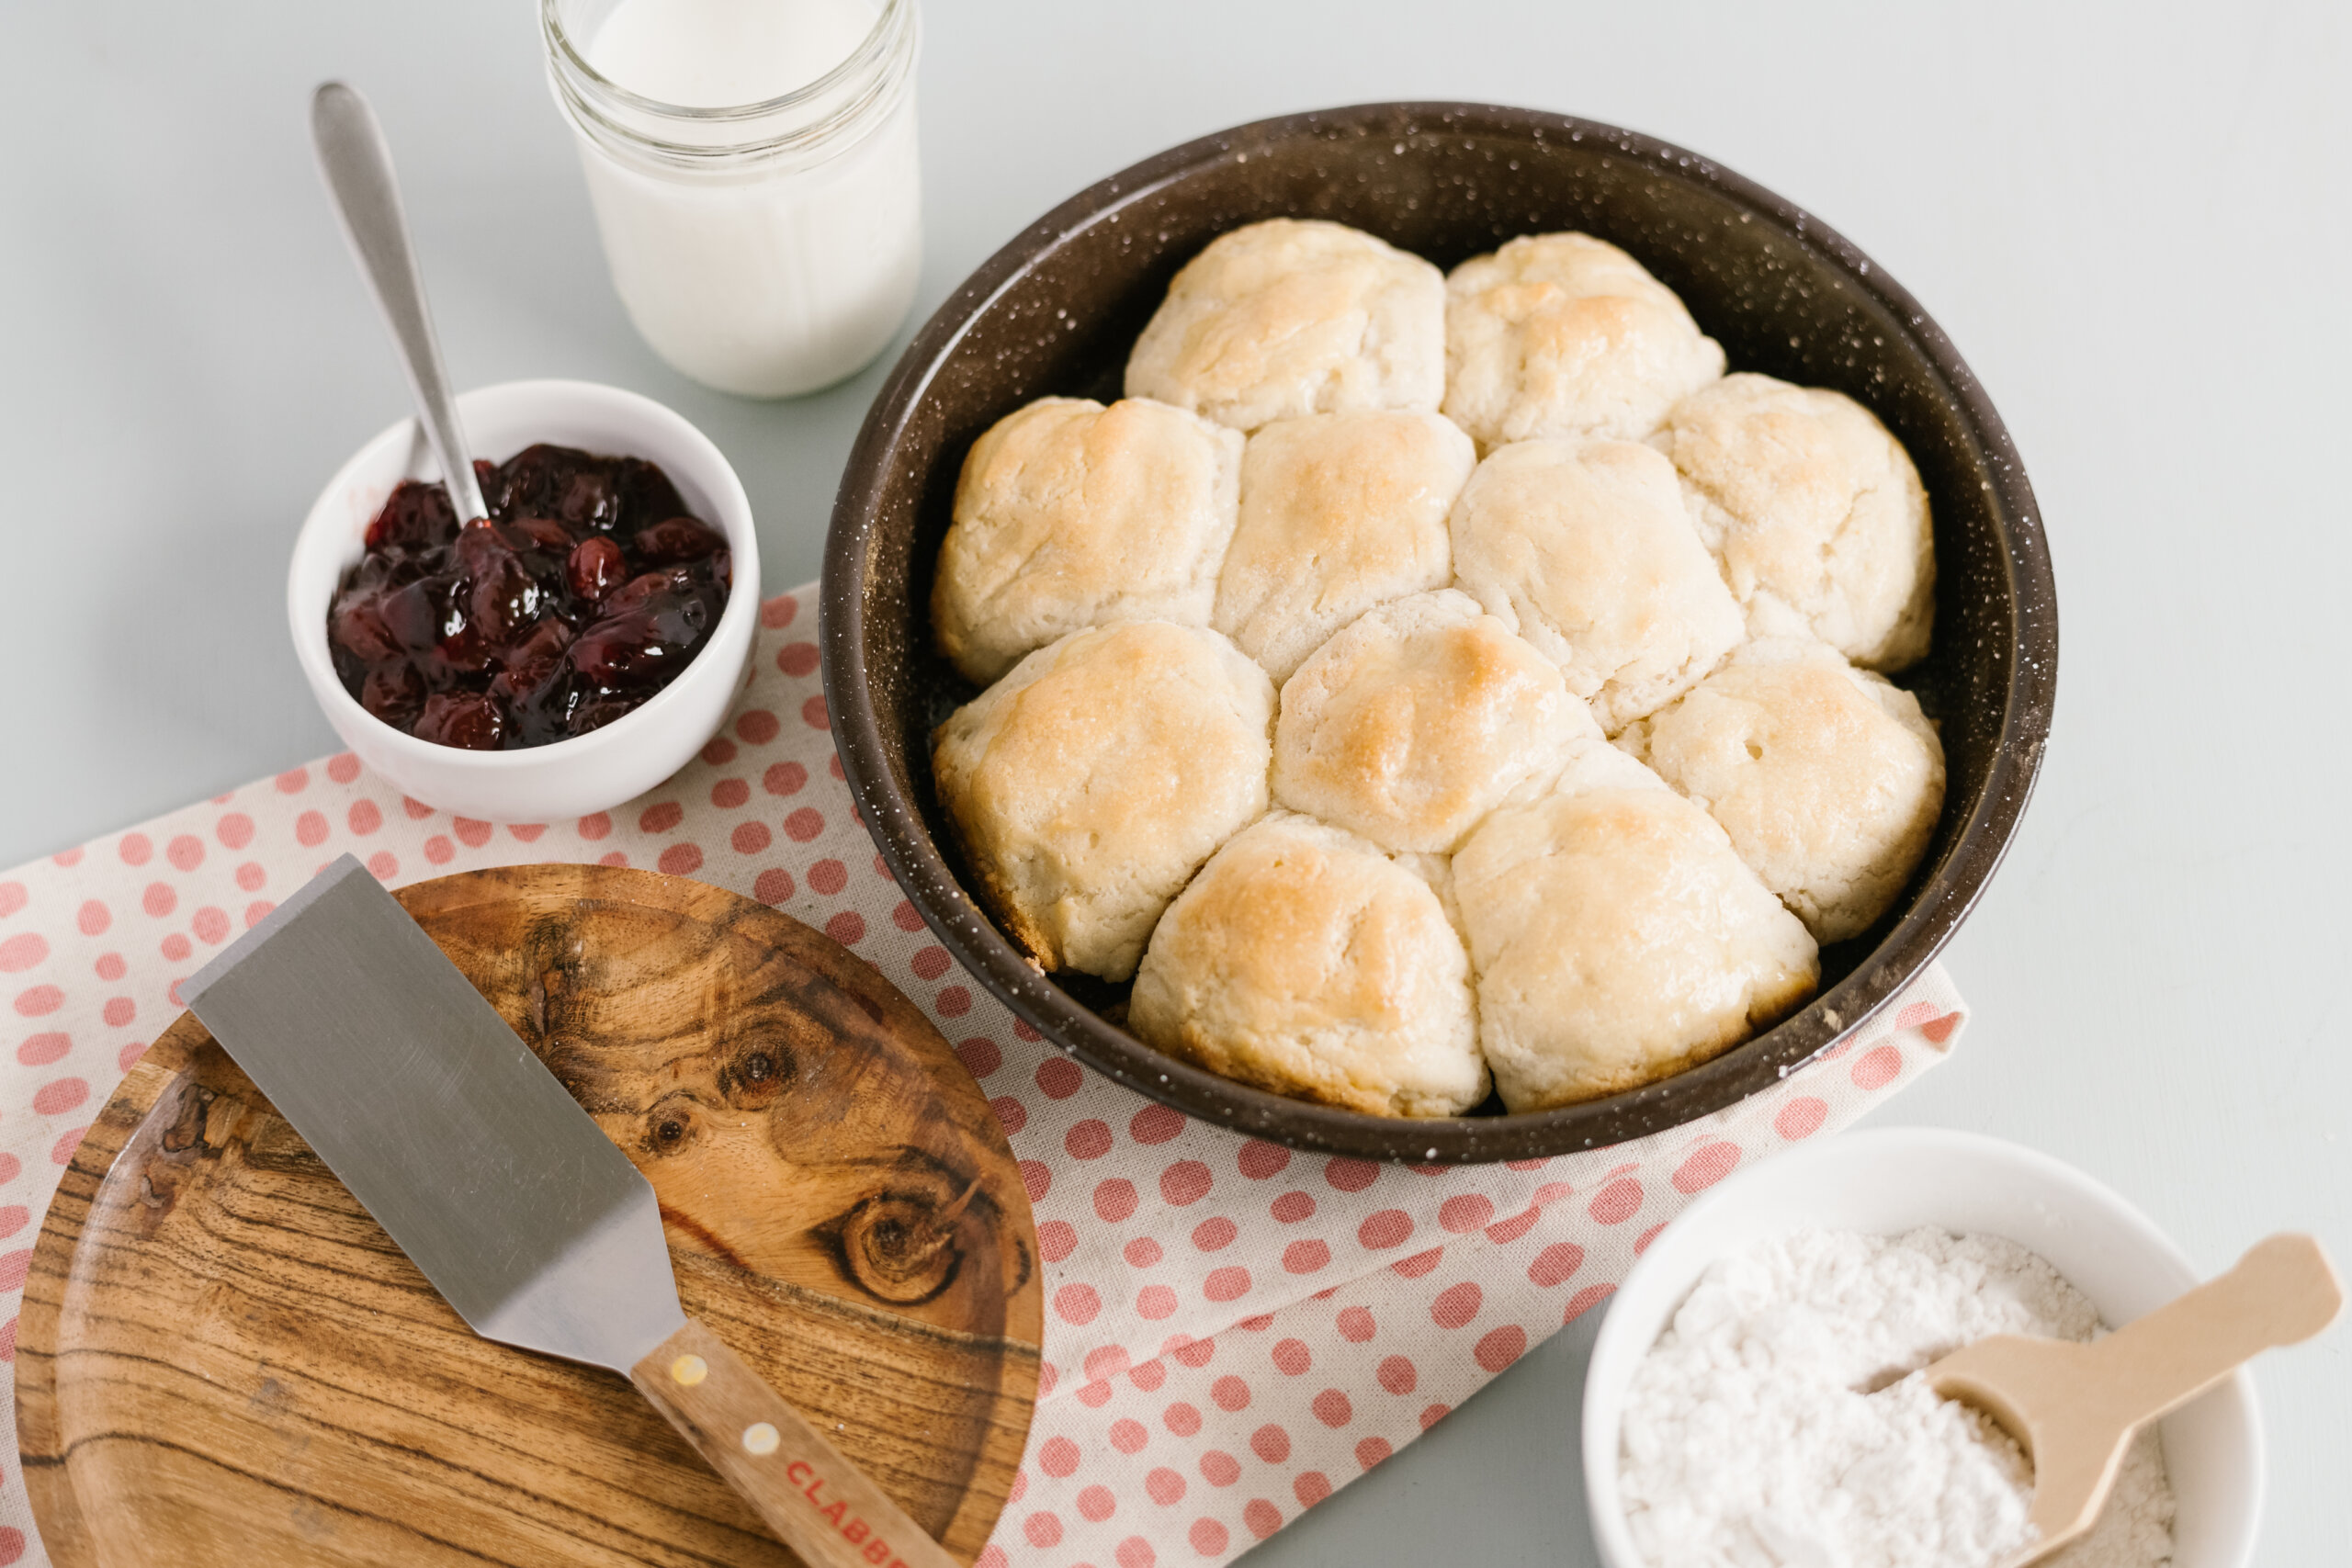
[1582, 1128, 2263, 1568]
[289, 379, 759, 822]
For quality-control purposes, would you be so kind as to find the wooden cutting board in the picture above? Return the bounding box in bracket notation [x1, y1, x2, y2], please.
[13, 863, 1041, 1568]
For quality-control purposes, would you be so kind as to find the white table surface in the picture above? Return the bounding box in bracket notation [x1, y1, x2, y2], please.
[3, 2, 2346, 1562]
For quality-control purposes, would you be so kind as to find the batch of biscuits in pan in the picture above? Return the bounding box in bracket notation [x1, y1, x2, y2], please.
[930, 217, 1946, 1120]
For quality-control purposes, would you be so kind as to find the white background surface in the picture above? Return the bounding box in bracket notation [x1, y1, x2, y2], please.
[2, 2, 2346, 1562]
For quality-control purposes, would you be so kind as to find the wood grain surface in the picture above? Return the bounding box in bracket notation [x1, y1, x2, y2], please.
[13, 864, 1042, 1568]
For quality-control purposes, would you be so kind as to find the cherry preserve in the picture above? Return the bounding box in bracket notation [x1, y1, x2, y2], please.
[327, 444, 730, 750]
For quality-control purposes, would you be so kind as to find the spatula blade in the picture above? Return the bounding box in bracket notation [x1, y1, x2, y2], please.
[185, 854, 684, 1373]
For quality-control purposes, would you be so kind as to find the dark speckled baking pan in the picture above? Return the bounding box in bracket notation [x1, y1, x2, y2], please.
[821, 103, 2055, 1163]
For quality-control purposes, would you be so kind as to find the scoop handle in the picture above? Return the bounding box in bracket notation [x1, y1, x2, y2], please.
[630, 1317, 960, 1568]
[2091, 1232, 2341, 1426]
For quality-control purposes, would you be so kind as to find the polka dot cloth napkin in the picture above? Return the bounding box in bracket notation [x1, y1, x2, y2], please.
[0, 588, 1968, 1568]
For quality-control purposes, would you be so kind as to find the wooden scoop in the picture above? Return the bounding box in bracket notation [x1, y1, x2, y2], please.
[1925, 1233, 2342, 1567]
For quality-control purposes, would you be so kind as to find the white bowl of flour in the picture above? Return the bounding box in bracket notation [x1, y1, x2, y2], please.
[1581, 1128, 2262, 1568]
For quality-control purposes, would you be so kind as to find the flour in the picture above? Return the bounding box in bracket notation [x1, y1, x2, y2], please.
[1618, 1228, 2177, 1568]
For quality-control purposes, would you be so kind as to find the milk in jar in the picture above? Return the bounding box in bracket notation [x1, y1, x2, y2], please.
[544, 0, 922, 398]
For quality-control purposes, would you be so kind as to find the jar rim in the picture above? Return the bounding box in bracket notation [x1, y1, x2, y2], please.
[540, 0, 906, 126]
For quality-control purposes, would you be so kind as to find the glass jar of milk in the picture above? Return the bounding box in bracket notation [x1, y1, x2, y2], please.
[543, 0, 922, 399]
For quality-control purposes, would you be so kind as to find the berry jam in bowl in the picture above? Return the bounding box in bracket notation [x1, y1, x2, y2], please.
[327, 446, 732, 750]
[291, 379, 759, 821]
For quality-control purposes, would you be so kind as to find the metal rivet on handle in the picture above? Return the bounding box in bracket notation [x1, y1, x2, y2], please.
[671, 1354, 708, 1386]
[743, 1422, 781, 1456]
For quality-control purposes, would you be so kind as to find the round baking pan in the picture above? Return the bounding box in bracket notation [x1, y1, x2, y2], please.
[822, 102, 2055, 1163]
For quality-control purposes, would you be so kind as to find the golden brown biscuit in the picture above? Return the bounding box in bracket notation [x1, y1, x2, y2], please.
[1272, 589, 1599, 854]
[933, 396, 1243, 684]
[933, 622, 1274, 981]
[1655, 373, 1935, 671]
[1448, 437, 1744, 734]
[1214, 410, 1475, 681]
[1453, 741, 1818, 1111]
[1618, 637, 1945, 943]
[1444, 232, 1724, 447]
[1129, 812, 1487, 1118]
[1125, 219, 1446, 432]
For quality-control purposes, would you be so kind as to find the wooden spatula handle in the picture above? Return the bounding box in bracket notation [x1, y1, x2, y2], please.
[631, 1317, 961, 1568]
[2095, 1232, 2343, 1423]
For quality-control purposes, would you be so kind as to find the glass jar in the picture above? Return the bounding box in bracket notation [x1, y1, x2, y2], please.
[542, 0, 922, 399]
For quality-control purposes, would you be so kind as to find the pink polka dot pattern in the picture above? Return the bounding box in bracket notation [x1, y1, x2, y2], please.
[1280, 1240, 1329, 1275]
[1565, 1283, 1617, 1325]
[1851, 1043, 1905, 1090]
[1527, 1242, 1585, 1288]
[1474, 1325, 1527, 1372]
[1437, 1194, 1493, 1233]
[1095, 1179, 1138, 1223]
[1429, 1282, 1482, 1330]
[1672, 1141, 1742, 1193]
[1160, 1161, 1213, 1206]
[17, 1035, 68, 1067]
[1203, 1267, 1250, 1303]
[1237, 1140, 1288, 1179]
[0, 581, 1970, 1568]
[1131, 1104, 1184, 1144]
[1775, 1095, 1829, 1141]
[1588, 1178, 1644, 1225]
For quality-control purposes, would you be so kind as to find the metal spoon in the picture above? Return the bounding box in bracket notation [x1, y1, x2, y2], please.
[311, 81, 488, 526]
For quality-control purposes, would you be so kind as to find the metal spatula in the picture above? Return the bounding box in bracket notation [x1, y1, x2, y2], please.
[187, 854, 956, 1568]
[1925, 1232, 2341, 1567]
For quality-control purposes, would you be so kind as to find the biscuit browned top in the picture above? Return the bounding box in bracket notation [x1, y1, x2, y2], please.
[1272, 589, 1596, 853]
[932, 621, 1273, 981]
[1126, 218, 1446, 432]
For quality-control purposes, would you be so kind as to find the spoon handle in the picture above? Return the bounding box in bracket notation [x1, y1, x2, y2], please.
[310, 81, 489, 526]
[2090, 1232, 2342, 1424]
